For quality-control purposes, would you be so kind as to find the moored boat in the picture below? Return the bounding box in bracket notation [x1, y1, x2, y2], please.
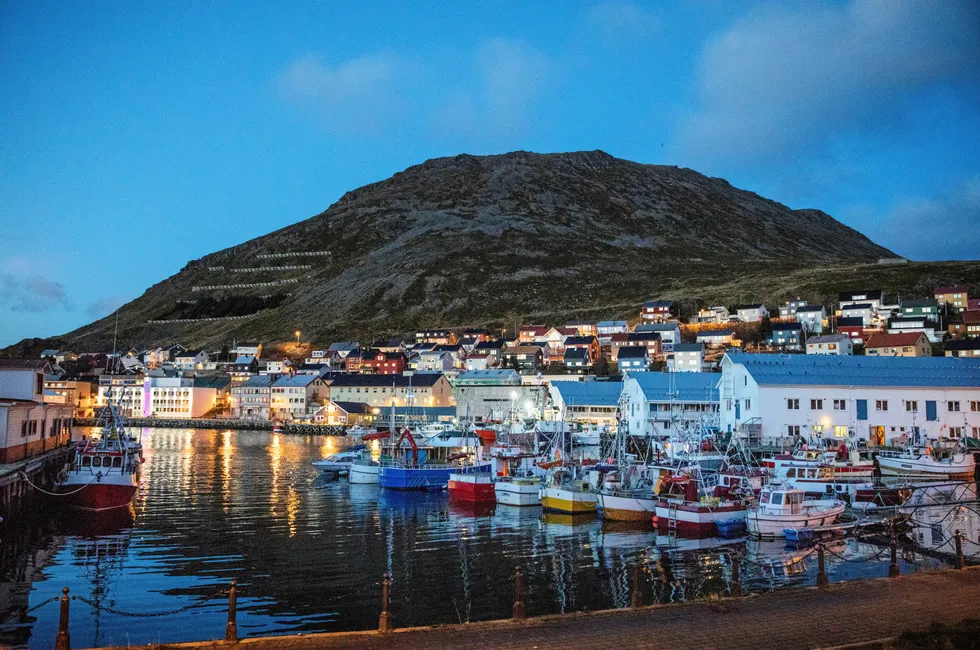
[312, 444, 367, 474]
[540, 467, 598, 514]
[448, 471, 496, 503]
[876, 445, 975, 479]
[651, 472, 748, 538]
[494, 476, 541, 506]
[349, 459, 380, 484]
[745, 485, 845, 538]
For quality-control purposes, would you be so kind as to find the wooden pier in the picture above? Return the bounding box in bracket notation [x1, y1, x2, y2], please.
[72, 417, 347, 436]
[0, 446, 72, 519]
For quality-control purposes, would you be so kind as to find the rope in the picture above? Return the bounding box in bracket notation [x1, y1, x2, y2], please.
[72, 587, 229, 617]
[820, 543, 893, 563]
[18, 471, 97, 496]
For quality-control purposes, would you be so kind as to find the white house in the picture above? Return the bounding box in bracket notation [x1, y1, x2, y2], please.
[0, 359, 74, 462]
[146, 376, 220, 418]
[596, 320, 629, 345]
[795, 305, 826, 334]
[840, 303, 875, 327]
[415, 350, 455, 373]
[840, 290, 883, 312]
[620, 372, 719, 438]
[697, 329, 737, 348]
[805, 334, 854, 356]
[453, 370, 545, 422]
[736, 304, 769, 323]
[695, 306, 730, 324]
[634, 322, 681, 352]
[232, 375, 276, 419]
[464, 350, 498, 371]
[234, 342, 263, 358]
[616, 346, 649, 372]
[96, 374, 146, 418]
[778, 299, 809, 319]
[270, 374, 328, 419]
[174, 349, 209, 371]
[719, 353, 980, 448]
[670, 343, 704, 372]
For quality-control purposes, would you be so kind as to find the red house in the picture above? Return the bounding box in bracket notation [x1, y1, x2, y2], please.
[358, 350, 407, 375]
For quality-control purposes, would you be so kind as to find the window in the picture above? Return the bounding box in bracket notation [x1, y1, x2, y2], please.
[21, 420, 28, 437]
[833, 399, 846, 410]
[745, 399, 751, 410]
[971, 401, 980, 412]
[788, 425, 800, 436]
[949, 427, 963, 439]
[905, 401, 918, 412]
[787, 399, 800, 410]
[876, 400, 888, 412]
[810, 399, 823, 410]
[834, 425, 848, 438]
[812, 425, 824, 436]
[948, 401, 961, 412]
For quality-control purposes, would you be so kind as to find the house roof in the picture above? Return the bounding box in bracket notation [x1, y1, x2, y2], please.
[635, 323, 679, 333]
[552, 381, 622, 407]
[434, 344, 462, 352]
[935, 286, 968, 295]
[520, 325, 549, 335]
[617, 346, 648, 359]
[455, 369, 521, 384]
[597, 320, 628, 328]
[564, 336, 597, 346]
[945, 339, 980, 351]
[841, 303, 873, 311]
[643, 300, 673, 308]
[176, 349, 203, 358]
[328, 342, 360, 353]
[505, 345, 544, 355]
[968, 299, 980, 311]
[806, 334, 850, 345]
[565, 320, 597, 327]
[962, 311, 980, 324]
[726, 352, 980, 388]
[328, 373, 445, 388]
[673, 343, 704, 352]
[563, 348, 590, 361]
[901, 298, 939, 309]
[865, 332, 928, 349]
[628, 332, 662, 342]
[772, 322, 803, 332]
[273, 374, 321, 388]
[194, 376, 231, 389]
[238, 375, 278, 388]
[697, 329, 734, 338]
[630, 372, 719, 402]
[234, 355, 256, 365]
[330, 400, 372, 414]
[736, 304, 765, 310]
[474, 340, 506, 351]
[795, 305, 825, 313]
[840, 290, 882, 301]
[836, 317, 865, 328]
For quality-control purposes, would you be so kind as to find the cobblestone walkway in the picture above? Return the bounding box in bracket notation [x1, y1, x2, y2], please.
[96, 568, 980, 650]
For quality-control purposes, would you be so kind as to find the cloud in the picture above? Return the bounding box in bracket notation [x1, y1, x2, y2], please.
[676, 0, 980, 165]
[845, 176, 980, 261]
[86, 295, 130, 320]
[587, 1, 661, 41]
[276, 53, 410, 135]
[0, 272, 71, 313]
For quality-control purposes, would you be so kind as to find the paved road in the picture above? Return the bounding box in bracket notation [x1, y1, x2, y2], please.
[93, 568, 980, 650]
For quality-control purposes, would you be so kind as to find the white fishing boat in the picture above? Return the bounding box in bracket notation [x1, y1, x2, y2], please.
[597, 464, 660, 522]
[876, 445, 975, 479]
[344, 424, 378, 438]
[348, 459, 380, 484]
[495, 476, 541, 506]
[312, 444, 367, 474]
[746, 485, 845, 538]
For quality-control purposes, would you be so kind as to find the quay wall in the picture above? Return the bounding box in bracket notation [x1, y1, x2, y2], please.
[72, 418, 347, 436]
[0, 446, 71, 519]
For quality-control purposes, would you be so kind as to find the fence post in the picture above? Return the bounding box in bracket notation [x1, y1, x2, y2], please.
[630, 562, 644, 608]
[954, 530, 965, 570]
[889, 532, 900, 578]
[730, 555, 742, 597]
[378, 573, 393, 633]
[54, 587, 70, 650]
[225, 580, 238, 643]
[512, 566, 526, 620]
[816, 544, 828, 588]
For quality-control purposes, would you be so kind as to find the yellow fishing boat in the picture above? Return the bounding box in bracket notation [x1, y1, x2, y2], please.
[539, 468, 598, 514]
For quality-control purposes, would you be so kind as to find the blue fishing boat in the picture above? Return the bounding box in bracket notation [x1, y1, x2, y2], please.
[378, 427, 491, 490]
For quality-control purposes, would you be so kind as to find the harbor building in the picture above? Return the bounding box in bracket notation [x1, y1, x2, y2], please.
[0, 359, 74, 463]
[719, 353, 980, 448]
[620, 372, 719, 438]
[548, 381, 621, 428]
[452, 370, 545, 422]
[327, 373, 453, 409]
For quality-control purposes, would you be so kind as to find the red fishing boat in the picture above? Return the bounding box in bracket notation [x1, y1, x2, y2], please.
[59, 406, 142, 511]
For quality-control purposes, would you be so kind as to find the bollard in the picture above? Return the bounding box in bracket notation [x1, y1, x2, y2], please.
[816, 544, 828, 588]
[225, 580, 238, 643]
[378, 573, 393, 633]
[888, 532, 900, 578]
[512, 566, 526, 620]
[54, 587, 70, 650]
[954, 530, 965, 570]
[630, 562, 644, 609]
[730, 555, 742, 597]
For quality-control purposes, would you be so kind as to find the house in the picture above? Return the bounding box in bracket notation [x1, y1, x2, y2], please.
[840, 290, 883, 312]
[887, 316, 941, 342]
[315, 400, 374, 427]
[146, 376, 224, 418]
[767, 322, 804, 350]
[611, 332, 662, 360]
[736, 304, 769, 323]
[719, 353, 980, 446]
[327, 342, 360, 359]
[948, 310, 980, 338]
[900, 299, 940, 320]
[415, 329, 457, 345]
[43, 375, 97, 417]
[621, 372, 719, 438]
[805, 334, 854, 356]
[231, 375, 276, 420]
[945, 339, 980, 358]
[415, 350, 455, 373]
[501, 346, 544, 371]
[464, 349, 498, 371]
[174, 349, 209, 371]
[96, 374, 146, 418]
[261, 359, 293, 375]
[778, 299, 809, 320]
[0, 359, 74, 462]
[234, 342, 263, 358]
[695, 306, 730, 324]
[634, 322, 681, 352]
[697, 329, 738, 348]
[327, 373, 454, 408]
[596, 321, 629, 344]
[518, 325, 550, 343]
[359, 350, 408, 374]
[565, 320, 598, 337]
[371, 339, 406, 353]
[934, 286, 969, 312]
[835, 317, 867, 343]
[549, 381, 621, 427]
[795, 305, 826, 334]
[305, 349, 331, 365]
[641, 300, 673, 321]
[968, 298, 980, 312]
[865, 332, 932, 357]
[270, 374, 328, 419]
[453, 370, 545, 422]
[670, 343, 704, 372]
[563, 348, 592, 373]
[840, 303, 875, 327]
[616, 346, 649, 372]
[563, 336, 600, 361]
[231, 355, 259, 381]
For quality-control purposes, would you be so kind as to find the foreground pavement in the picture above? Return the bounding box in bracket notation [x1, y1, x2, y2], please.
[92, 567, 980, 650]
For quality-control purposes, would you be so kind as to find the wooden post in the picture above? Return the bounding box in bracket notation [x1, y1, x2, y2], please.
[889, 532, 900, 578]
[730, 555, 742, 597]
[225, 580, 238, 643]
[512, 566, 526, 620]
[630, 562, 644, 608]
[816, 544, 829, 587]
[54, 588, 70, 650]
[954, 530, 965, 570]
[378, 573, 393, 633]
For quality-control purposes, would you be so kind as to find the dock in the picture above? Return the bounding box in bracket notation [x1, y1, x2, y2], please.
[71, 417, 347, 435]
[0, 445, 72, 518]
[82, 567, 980, 650]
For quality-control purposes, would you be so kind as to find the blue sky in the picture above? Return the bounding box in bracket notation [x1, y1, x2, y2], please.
[1, 0, 978, 346]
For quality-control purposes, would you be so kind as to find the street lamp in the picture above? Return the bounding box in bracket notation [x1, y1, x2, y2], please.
[295, 330, 301, 346]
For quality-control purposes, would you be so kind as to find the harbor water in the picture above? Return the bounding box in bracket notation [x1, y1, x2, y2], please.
[0, 428, 968, 648]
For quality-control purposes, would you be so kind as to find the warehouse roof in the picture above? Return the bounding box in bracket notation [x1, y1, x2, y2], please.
[552, 381, 622, 407]
[630, 372, 719, 402]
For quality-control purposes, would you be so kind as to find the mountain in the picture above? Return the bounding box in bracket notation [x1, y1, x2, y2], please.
[6, 150, 978, 355]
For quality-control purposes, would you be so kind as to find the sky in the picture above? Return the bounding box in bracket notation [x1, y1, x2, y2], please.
[1, 1, 978, 346]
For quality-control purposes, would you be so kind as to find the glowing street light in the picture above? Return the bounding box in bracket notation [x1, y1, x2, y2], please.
[295, 330, 301, 345]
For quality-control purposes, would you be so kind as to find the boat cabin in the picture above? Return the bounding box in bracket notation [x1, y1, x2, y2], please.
[757, 488, 805, 515]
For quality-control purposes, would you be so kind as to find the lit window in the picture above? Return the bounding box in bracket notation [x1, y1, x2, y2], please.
[876, 400, 888, 412]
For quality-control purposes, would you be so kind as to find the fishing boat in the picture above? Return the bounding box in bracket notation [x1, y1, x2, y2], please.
[312, 444, 367, 474]
[378, 428, 491, 490]
[344, 424, 378, 437]
[448, 470, 496, 503]
[272, 420, 288, 434]
[745, 485, 845, 538]
[761, 444, 874, 478]
[652, 470, 749, 538]
[58, 406, 142, 511]
[876, 444, 975, 479]
[540, 466, 599, 514]
[598, 464, 659, 522]
[494, 476, 542, 506]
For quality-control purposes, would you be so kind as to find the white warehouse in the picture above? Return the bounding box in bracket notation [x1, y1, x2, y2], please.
[720, 353, 980, 448]
[621, 372, 719, 438]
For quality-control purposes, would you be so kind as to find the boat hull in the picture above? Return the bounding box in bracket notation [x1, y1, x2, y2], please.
[60, 482, 138, 512]
[597, 491, 657, 522]
[746, 503, 846, 538]
[540, 487, 598, 514]
[495, 479, 541, 506]
[349, 463, 380, 484]
[877, 454, 975, 479]
[653, 500, 748, 538]
[379, 462, 492, 491]
[448, 474, 496, 503]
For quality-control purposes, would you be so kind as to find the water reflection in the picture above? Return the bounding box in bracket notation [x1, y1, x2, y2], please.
[0, 429, 963, 648]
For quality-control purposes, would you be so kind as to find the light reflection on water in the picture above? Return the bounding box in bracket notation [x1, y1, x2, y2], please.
[0, 429, 956, 648]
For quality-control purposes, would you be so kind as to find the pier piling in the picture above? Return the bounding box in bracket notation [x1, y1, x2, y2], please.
[512, 566, 526, 620]
[54, 587, 70, 650]
[730, 555, 742, 597]
[378, 573, 393, 633]
[954, 530, 965, 570]
[630, 562, 644, 609]
[816, 544, 828, 588]
[225, 580, 238, 643]
[889, 533, 900, 578]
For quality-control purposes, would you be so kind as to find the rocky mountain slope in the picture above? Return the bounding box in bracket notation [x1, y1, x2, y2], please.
[12, 149, 972, 355]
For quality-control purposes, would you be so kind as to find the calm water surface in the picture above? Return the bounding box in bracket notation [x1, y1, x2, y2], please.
[0, 428, 960, 648]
